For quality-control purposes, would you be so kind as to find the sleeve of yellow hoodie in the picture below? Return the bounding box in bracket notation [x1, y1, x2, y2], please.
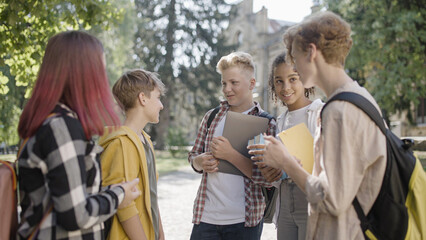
[101, 138, 140, 222]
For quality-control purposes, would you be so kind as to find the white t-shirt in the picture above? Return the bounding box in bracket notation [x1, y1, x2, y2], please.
[201, 107, 254, 225]
[277, 105, 310, 133]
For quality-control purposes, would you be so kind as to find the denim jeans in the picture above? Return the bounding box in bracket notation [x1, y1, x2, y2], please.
[190, 220, 263, 240]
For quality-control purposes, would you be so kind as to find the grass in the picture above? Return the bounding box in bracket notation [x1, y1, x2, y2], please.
[0, 154, 16, 162]
[155, 150, 189, 176]
[0, 150, 189, 176]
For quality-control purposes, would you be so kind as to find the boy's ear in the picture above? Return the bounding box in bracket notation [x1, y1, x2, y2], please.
[249, 78, 256, 90]
[138, 92, 147, 106]
[308, 43, 317, 62]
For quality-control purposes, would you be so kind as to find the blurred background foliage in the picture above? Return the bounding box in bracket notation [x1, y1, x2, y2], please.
[325, 0, 426, 122]
[0, 0, 234, 150]
[0, 0, 425, 153]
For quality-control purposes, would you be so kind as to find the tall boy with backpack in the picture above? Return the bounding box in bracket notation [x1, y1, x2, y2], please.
[261, 11, 426, 240]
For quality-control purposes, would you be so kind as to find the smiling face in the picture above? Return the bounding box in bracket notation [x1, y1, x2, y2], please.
[273, 62, 310, 111]
[221, 66, 255, 112]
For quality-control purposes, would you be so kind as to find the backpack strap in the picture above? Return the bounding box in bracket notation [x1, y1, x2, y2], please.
[321, 91, 386, 239]
[259, 111, 275, 121]
[200, 106, 221, 156]
[321, 92, 387, 134]
[206, 106, 221, 129]
[207, 107, 274, 129]
[203, 107, 274, 151]
[27, 205, 53, 240]
[0, 160, 17, 191]
[352, 198, 371, 239]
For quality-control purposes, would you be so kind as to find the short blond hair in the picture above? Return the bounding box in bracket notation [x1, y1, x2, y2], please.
[113, 69, 165, 111]
[216, 51, 255, 77]
[283, 11, 352, 67]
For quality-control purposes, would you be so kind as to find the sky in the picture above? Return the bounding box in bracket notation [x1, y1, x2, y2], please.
[250, 0, 314, 23]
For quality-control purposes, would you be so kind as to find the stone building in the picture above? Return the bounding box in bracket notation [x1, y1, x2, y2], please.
[224, 0, 425, 139]
[224, 0, 324, 116]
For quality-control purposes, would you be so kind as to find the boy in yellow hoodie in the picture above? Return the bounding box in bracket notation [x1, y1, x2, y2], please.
[100, 69, 166, 240]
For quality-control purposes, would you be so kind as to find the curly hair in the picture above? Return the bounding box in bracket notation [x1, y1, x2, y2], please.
[283, 11, 352, 67]
[269, 52, 315, 104]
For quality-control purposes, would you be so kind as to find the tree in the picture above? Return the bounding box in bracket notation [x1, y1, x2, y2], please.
[0, 0, 123, 145]
[133, 0, 233, 149]
[0, 65, 24, 146]
[90, 0, 138, 86]
[324, 0, 426, 122]
[179, 34, 236, 116]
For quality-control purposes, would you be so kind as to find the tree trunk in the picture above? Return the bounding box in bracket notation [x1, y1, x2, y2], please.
[152, 0, 176, 150]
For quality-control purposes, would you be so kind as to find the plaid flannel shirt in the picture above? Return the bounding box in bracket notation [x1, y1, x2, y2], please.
[188, 101, 276, 227]
[17, 104, 124, 240]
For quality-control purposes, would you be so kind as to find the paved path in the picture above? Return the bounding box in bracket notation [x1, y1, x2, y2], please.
[158, 166, 276, 240]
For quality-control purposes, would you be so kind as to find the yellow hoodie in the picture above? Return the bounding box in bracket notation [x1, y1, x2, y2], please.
[99, 126, 158, 240]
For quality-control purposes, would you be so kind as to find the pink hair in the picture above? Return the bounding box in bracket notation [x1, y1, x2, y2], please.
[18, 31, 120, 139]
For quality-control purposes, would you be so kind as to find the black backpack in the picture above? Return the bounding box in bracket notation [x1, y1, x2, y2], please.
[322, 92, 426, 240]
[205, 106, 278, 224]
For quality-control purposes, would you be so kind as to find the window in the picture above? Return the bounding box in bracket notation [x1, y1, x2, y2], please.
[234, 31, 243, 45]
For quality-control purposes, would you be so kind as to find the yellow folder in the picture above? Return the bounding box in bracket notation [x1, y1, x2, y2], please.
[278, 123, 314, 174]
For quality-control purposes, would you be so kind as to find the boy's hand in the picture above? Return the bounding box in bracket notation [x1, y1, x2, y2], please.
[193, 152, 219, 173]
[159, 228, 165, 240]
[247, 143, 281, 181]
[263, 135, 294, 170]
[210, 136, 235, 160]
[247, 144, 266, 162]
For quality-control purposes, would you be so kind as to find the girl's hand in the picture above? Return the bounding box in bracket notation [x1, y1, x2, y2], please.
[118, 178, 141, 209]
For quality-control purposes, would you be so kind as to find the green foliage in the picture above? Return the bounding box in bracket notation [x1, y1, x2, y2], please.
[1, 0, 122, 90]
[166, 127, 187, 157]
[179, 34, 236, 117]
[325, 0, 426, 122]
[90, 0, 137, 85]
[0, 64, 26, 145]
[133, 0, 234, 149]
[0, 0, 123, 145]
[155, 150, 188, 176]
[0, 102, 21, 145]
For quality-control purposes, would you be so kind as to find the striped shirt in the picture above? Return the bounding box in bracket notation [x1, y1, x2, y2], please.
[17, 104, 124, 240]
[188, 101, 276, 227]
